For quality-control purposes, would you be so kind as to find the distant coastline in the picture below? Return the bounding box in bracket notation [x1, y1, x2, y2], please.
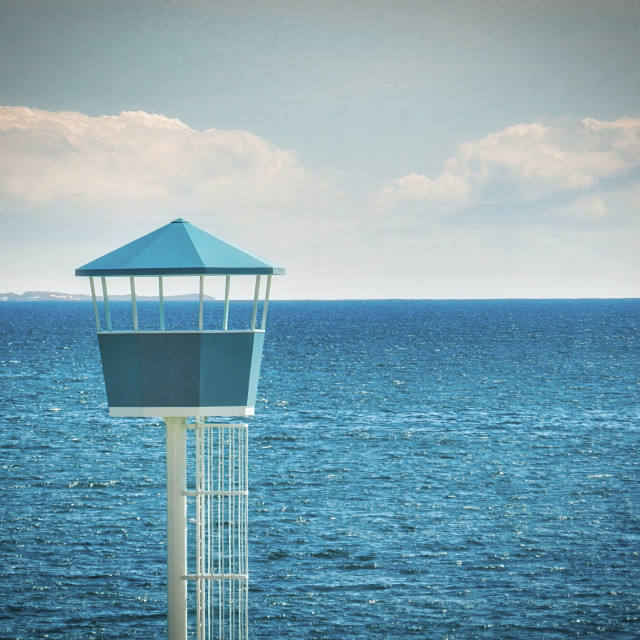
[0, 291, 214, 302]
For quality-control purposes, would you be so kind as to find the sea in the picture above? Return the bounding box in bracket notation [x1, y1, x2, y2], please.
[0, 299, 639, 639]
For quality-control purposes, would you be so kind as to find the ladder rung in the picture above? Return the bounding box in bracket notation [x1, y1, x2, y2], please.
[186, 574, 248, 581]
[184, 490, 248, 497]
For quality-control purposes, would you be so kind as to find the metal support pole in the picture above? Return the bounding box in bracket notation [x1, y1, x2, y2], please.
[223, 276, 230, 331]
[101, 276, 112, 332]
[165, 417, 188, 640]
[199, 276, 205, 331]
[159, 276, 165, 331]
[89, 277, 101, 331]
[130, 276, 138, 331]
[261, 275, 272, 330]
[250, 275, 261, 330]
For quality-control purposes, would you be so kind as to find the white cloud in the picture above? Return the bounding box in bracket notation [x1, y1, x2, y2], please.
[378, 170, 472, 208]
[1, 107, 637, 299]
[0, 106, 333, 213]
[375, 117, 640, 217]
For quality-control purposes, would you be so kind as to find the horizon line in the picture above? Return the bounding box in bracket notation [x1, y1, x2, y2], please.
[1, 291, 638, 303]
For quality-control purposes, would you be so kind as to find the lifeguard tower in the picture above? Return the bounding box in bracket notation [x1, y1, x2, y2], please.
[76, 218, 284, 640]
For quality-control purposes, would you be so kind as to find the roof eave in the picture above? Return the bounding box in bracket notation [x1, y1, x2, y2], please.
[75, 266, 286, 277]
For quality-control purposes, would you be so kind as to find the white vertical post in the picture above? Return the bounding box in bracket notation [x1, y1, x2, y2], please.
[243, 422, 248, 637]
[223, 276, 230, 330]
[89, 277, 101, 331]
[199, 276, 204, 331]
[218, 424, 224, 637]
[196, 417, 205, 639]
[165, 417, 187, 640]
[130, 276, 138, 331]
[261, 275, 272, 330]
[101, 277, 112, 332]
[250, 275, 261, 330]
[159, 276, 165, 331]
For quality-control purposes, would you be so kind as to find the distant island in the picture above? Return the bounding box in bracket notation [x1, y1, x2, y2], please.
[0, 291, 215, 302]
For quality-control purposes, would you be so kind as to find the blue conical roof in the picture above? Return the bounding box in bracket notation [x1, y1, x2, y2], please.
[75, 219, 285, 276]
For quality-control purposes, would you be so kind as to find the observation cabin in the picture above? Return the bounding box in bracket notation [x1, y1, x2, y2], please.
[75, 218, 285, 419]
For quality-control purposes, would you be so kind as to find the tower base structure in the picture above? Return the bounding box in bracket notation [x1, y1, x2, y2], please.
[165, 417, 249, 640]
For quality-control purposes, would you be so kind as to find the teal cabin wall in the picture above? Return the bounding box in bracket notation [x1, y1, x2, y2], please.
[97, 331, 265, 411]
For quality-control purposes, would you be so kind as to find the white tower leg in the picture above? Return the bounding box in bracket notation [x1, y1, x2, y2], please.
[165, 417, 188, 640]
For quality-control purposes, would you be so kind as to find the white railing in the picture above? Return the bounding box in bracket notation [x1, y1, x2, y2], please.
[89, 275, 272, 333]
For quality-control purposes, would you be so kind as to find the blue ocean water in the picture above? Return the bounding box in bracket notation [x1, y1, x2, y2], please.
[0, 299, 639, 639]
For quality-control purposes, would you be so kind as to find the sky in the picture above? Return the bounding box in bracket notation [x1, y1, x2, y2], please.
[0, 0, 639, 299]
